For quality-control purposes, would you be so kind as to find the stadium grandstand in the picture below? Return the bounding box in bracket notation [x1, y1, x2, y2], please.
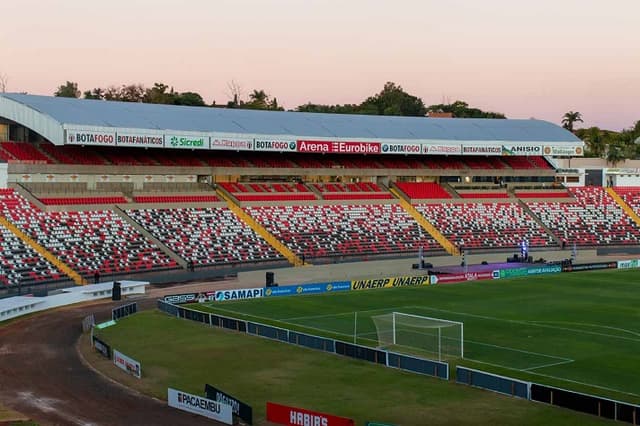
[7, 92, 640, 296]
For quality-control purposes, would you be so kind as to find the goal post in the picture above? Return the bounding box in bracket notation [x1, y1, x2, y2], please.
[371, 312, 464, 361]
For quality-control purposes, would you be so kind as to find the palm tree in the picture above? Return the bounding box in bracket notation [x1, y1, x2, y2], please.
[561, 111, 583, 132]
[249, 89, 269, 108]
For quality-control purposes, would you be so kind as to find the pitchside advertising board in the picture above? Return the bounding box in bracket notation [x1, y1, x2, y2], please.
[168, 388, 233, 425]
[205, 383, 253, 425]
[113, 349, 141, 379]
[429, 272, 494, 285]
[264, 281, 351, 297]
[163, 288, 264, 304]
[350, 275, 430, 291]
[266, 402, 354, 426]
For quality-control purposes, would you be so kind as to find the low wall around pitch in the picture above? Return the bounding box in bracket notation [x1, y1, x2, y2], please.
[0, 281, 148, 322]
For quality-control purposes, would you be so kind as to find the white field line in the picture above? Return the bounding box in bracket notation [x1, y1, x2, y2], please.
[521, 359, 575, 372]
[408, 306, 640, 343]
[526, 320, 640, 338]
[465, 339, 573, 362]
[280, 306, 404, 322]
[467, 358, 640, 398]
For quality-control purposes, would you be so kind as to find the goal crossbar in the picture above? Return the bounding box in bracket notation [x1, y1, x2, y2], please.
[371, 312, 464, 360]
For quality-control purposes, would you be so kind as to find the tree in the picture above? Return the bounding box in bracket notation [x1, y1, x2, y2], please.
[426, 100, 506, 118]
[360, 82, 427, 117]
[561, 111, 583, 132]
[606, 142, 625, 166]
[581, 127, 607, 158]
[296, 103, 360, 114]
[143, 82, 176, 104]
[174, 91, 205, 106]
[296, 82, 426, 116]
[226, 80, 242, 108]
[83, 88, 104, 100]
[0, 73, 7, 93]
[54, 81, 80, 98]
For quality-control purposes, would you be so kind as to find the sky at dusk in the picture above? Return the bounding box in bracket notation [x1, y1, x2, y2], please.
[1, 0, 638, 131]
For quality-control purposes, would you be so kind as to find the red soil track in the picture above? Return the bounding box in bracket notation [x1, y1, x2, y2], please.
[0, 294, 225, 425]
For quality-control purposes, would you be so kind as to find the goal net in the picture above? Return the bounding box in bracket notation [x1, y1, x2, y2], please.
[371, 312, 463, 361]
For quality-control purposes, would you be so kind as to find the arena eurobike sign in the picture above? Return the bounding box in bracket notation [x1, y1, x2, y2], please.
[296, 140, 381, 154]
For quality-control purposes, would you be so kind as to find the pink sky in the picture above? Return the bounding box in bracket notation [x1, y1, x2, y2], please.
[2, 0, 638, 131]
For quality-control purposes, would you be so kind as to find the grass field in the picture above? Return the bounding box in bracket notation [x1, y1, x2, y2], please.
[93, 268, 640, 425]
[194, 269, 640, 404]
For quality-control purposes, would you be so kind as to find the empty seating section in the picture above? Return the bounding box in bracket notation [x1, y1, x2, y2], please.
[219, 182, 317, 201]
[527, 186, 640, 246]
[133, 194, 220, 203]
[395, 182, 452, 199]
[515, 190, 571, 198]
[39, 143, 108, 165]
[502, 156, 551, 170]
[415, 202, 556, 249]
[313, 182, 393, 200]
[0, 189, 177, 277]
[245, 204, 441, 259]
[613, 187, 640, 212]
[126, 207, 282, 265]
[0, 224, 64, 287]
[39, 196, 128, 205]
[458, 191, 509, 199]
[1, 142, 52, 163]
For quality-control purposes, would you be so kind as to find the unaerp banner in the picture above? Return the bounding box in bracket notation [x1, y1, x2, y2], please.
[168, 388, 232, 424]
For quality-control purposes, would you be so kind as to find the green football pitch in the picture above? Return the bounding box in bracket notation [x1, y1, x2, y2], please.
[194, 268, 640, 403]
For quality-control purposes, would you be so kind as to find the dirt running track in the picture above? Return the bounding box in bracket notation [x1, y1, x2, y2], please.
[0, 286, 234, 426]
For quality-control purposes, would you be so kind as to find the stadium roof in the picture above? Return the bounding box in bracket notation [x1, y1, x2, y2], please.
[0, 93, 581, 150]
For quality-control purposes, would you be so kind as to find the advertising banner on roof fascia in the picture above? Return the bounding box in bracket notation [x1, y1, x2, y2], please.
[65, 129, 116, 146]
[543, 146, 584, 156]
[380, 142, 422, 155]
[297, 140, 381, 154]
[461, 145, 502, 156]
[165, 133, 210, 150]
[211, 137, 253, 151]
[423, 144, 462, 155]
[254, 139, 297, 152]
[501, 145, 543, 156]
[115, 132, 164, 148]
